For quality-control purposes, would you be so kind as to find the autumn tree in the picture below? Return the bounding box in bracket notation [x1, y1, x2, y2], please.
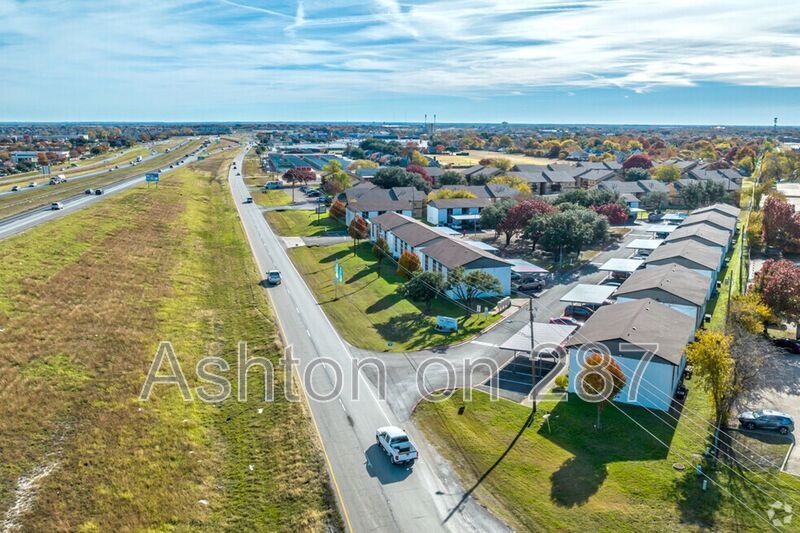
[762, 195, 800, 251]
[652, 164, 681, 183]
[730, 293, 773, 334]
[579, 353, 626, 430]
[497, 198, 557, 246]
[399, 271, 446, 312]
[622, 154, 653, 171]
[283, 167, 315, 202]
[642, 191, 670, 211]
[397, 251, 421, 279]
[429, 189, 476, 200]
[329, 200, 346, 221]
[488, 158, 513, 172]
[321, 160, 351, 196]
[753, 259, 800, 332]
[687, 330, 734, 426]
[489, 175, 531, 195]
[348, 159, 378, 171]
[592, 203, 629, 224]
[347, 215, 369, 255]
[406, 164, 431, 184]
[624, 167, 650, 182]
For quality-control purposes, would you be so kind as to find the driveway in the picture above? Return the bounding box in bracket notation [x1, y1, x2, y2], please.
[752, 352, 800, 475]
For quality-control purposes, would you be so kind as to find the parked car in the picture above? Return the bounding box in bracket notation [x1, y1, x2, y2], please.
[10, 185, 19, 192]
[28, 182, 37, 188]
[375, 426, 418, 465]
[85, 189, 93, 195]
[265, 181, 282, 190]
[647, 212, 664, 223]
[549, 316, 582, 327]
[772, 337, 800, 354]
[50, 202, 64, 210]
[94, 189, 104, 195]
[267, 270, 282, 285]
[601, 277, 623, 287]
[306, 190, 320, 197]
[515, 279, 546, 293]
[244, 197, 253, 204]
[738, 410, 794, 434]
[564, 305, 594, 321]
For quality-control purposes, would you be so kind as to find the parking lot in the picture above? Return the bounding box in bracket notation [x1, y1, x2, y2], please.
[480, 353, 558, 402]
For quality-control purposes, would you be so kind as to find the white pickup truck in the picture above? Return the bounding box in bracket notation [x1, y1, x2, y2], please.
[376, 426, 418, 465]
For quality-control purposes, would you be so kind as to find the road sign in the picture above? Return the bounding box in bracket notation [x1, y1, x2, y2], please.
[145, 173, 160, 182]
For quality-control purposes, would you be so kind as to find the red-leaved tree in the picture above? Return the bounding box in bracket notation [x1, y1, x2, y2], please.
[497, 199, 557, 246]
[406, 164, 431, 184]
[754, 259, 800, 329]
[762, 195, 800, 250]
[397, 251, 421, 279]
[329, 200, 346, 220]
[347, 215, 369, 255]
[622, 154, 653, 171]
[592, 203, 629, 224]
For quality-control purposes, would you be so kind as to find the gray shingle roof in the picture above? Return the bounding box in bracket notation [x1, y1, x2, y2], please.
[692, 203, 741, 219]
[681, 211, 738, 233]
[644, 240, 723, 271]
[565, 298, 695, 366]
[665, 223, 730, 248]
[614, 263, 709, 307]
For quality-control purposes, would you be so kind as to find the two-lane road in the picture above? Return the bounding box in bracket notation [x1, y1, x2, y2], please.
[228, 147, 506, 533]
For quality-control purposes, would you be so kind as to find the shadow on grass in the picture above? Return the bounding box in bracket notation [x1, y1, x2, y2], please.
[541, 399, 678, 508]
[444, 411, 534, 524]
[374, 312, 420, 343]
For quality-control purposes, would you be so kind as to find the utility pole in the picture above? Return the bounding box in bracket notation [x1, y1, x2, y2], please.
[529, 298, 538, 415]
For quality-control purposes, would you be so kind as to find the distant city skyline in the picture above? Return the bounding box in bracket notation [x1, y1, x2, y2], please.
[1, 0, 799, 125]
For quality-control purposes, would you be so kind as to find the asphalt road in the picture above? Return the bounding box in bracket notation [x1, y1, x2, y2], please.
[229, 146, 507, 533]
[0, 140, 207, 241]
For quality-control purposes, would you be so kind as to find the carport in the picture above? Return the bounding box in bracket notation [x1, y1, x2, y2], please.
[598, 258, 644, 279]
[450, 213, 480, 231]
[662, 213, 686, 225]
[508, 258, 549, 275]
[645, 224, 678, 239]
[481, 323, 576, 401]
[560, 284, 617, 307]
[626, 238, 664, 256]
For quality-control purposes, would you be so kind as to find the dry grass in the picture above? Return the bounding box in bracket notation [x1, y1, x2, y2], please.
[434, 150, 558, 168]
[0, 151, 339, 531]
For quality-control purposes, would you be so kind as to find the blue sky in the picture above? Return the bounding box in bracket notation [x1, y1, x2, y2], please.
[1, 0, 799, 124]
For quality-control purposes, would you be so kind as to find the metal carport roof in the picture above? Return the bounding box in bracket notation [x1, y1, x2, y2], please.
[560, 284, 617, 305]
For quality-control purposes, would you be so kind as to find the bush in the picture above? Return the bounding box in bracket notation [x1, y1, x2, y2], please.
[554, 374, 568, 390]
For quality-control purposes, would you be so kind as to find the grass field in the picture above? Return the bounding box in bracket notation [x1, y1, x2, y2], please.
[414, 388, 800, 532]
[265, 209, 344, 236]
[0, 152, 338, 531]
[433, 150, 557, 168]
[288, 242, 500, 351]
[254, 189, 292, 207]
[0, 139, 204, 219]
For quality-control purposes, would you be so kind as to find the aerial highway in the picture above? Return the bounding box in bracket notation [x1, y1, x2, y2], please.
[228, 146, 506, 533]
[0, 140, 207, 241]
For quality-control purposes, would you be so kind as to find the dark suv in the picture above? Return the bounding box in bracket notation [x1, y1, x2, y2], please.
[564, 305, 594, 321]
[773, 338, 800, 354]
[738, 410, 794, 434]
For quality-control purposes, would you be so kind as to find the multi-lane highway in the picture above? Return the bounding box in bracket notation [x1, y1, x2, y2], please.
[228, 146, 506, 533]
[0, 140, 207, 241]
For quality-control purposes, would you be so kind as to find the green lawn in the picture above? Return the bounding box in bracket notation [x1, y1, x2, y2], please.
[265, 209, 345, 237]
[708, 222, 747, 331]
[254, 189, 291, 207]
[288, 242, 501, 351]
[414, 388, 800, 532]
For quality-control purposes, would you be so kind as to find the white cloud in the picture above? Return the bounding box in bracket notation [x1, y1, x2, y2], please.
[1, 0, 800, 117]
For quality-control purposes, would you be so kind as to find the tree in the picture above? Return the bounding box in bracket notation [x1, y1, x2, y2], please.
[580, 353, 626, 430]
[438, 170, 467, 186]
[489, 175, 531, 195]
[746, 210, 764, 250]
[730, 293, 773, 334]
[592, 203, 629, 224]
[624, 167, 650, 182]
[641, 191, 670, 211]
[479, 199, 513, 238]
[430, 189, 477, 200]
[446, 267, 501, 314]
[372, 166, 408, 189]
[622, 154, 653, 171]
[348, 159, 378, 171]
[754, 259, 800, 328]
[488, 158, 512, 172]
[409, 150, 428, 167]
[397, 251, 421, 279]
[555, 188, 620, 208]
[329, 199, 346, 221]
[322, 160, 351, 196]
[399, 271, 446, 312]
[762, 195, 800, 250]
[523, 214, 549, 251]
[652, 164, 681, 183]
[406, 164, 431, 184]
[496, 198, 557, 246]
[679, 180, 725, 209]
[687, 330, 734, 427]
[538, 209, 605, 260]
[347, 215, 368, 255]
[372, 237, 389, 277]
[283, 167, 315, 202]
